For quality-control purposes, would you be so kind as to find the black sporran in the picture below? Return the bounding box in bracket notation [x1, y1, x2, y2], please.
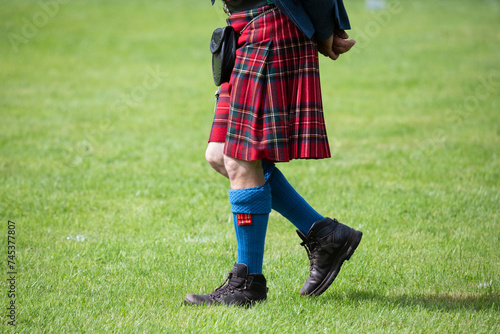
[210, 26, 237, 86]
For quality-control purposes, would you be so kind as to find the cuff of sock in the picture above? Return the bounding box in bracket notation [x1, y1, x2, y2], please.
[229, 183, 272, 214]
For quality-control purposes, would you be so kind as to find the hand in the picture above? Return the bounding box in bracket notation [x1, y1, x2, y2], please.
[335, 29, 349, 40]
[332, 29, 356, 55]
[317, 30, 356, 61]
[317, 34, 339, 60]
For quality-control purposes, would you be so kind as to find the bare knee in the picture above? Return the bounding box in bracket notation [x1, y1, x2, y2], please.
[222, 155, 240, 179]
[205, 142, 227, 178]
[205, 143, 223, 168]
[223, 156, 265, 189]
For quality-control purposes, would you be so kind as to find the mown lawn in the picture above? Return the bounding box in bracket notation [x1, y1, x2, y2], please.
[1, 0, 499, 332]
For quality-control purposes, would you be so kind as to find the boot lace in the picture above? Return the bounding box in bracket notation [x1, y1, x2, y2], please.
[209, 272, 243, 301]
[300, 239, 320, 269]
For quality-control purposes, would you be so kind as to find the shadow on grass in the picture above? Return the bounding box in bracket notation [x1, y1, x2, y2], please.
[327, 290, 499, 312]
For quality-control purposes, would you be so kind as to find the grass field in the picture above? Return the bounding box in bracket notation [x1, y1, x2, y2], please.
[1, 0, 499, 332]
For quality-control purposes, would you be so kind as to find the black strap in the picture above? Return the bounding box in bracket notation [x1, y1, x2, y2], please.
[225, 0, 270, 13]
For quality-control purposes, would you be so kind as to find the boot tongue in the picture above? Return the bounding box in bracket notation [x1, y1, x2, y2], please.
[296, 229, 308, 243]
[308, 217, 337, 239]
[232, 263, 249, 277]
[228, 263, 249, 288]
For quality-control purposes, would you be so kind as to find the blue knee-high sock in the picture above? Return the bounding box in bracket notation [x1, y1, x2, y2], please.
[262, 161, 324, 235]
[229, 183, 272, 274]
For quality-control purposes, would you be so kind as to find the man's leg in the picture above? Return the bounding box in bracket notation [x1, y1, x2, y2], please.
[184, 153, 270, 306]
[206, 145, 362, 298]
[206, 142, 228, 178]
[223, 155, 265, 189]
[206, 143, 322, 234]
[224, 155, 270, 275]
[261, 161, 324, 235]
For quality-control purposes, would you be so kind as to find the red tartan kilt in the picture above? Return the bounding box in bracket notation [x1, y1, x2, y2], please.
[208, 5, 331, 162]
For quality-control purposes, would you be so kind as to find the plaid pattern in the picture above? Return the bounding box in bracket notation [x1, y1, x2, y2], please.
[209, 5, 331, 162]
[209, 83, 231, 143]
[236, 213, 253, 226]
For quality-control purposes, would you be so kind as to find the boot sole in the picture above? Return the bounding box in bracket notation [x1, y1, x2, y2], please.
[184, 293, 267, 307]
[308, 228, 363, 296]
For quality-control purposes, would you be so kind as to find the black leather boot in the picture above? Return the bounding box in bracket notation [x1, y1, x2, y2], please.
[184, 263, 268, 306]
[297, 217, 362, 296]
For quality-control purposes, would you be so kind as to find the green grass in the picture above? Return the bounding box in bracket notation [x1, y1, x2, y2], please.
[1, 0, 499, 332]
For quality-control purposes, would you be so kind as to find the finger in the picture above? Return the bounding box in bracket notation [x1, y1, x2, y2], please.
[326, 49, 339, 60]
[319, 45, 338, 60]
[316, 34, 335, 58]
[333, 38, 356, 54]
[318, 46, 328, 57]
[335, 29, 349, 40]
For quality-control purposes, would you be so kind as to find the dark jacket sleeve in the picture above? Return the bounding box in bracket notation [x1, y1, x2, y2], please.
[300, 0, 335, 40]
[263, 0, 351, 41]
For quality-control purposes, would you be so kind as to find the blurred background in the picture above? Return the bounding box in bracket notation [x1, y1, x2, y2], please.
[1, 0, 499, 332]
